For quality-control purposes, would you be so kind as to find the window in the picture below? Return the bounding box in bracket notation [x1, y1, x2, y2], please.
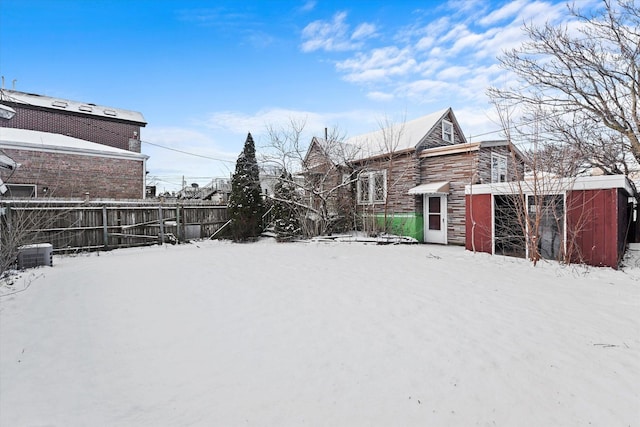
[358, 170, 387, 204]
[442, 120, 453, 143]
[5, 184, 37, 197]
[491, 153, 508, 183]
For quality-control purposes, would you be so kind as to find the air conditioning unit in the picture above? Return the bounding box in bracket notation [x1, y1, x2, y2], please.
[17, 243, 53, 269]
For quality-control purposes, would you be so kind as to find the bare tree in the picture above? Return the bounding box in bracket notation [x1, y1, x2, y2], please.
[488, 0, 640, 172]
[492, 102, 591, 266]
[260, 118, 357, 238]
[353, 115, 414, 236]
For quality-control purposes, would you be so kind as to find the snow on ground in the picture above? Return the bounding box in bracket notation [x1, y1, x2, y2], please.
[1, 239, 638, 426]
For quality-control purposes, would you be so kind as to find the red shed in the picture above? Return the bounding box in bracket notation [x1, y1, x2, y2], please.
[464, 175, 635, 269]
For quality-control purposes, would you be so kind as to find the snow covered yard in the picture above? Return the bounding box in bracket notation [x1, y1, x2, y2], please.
[1, 240, 638, 426]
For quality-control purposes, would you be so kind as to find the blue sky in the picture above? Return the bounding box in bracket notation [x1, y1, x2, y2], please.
[0, 0, 596, 192]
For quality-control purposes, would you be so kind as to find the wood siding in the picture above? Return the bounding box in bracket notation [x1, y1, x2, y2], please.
[355, 151, 419, 214]
[476, 146, 524, 184]
[421, 151, 479, 245]
[465, 194, 493, 253]
[418, 110, 465, 150]
[567, 189, 625, 268]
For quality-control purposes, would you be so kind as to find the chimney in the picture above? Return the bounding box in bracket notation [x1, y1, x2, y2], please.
[324, 127, 328, 141]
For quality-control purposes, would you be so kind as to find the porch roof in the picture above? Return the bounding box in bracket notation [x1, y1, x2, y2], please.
[408, 181, 450, 195]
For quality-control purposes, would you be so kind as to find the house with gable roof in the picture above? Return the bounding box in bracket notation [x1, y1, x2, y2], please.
[303, 107, 525, 244]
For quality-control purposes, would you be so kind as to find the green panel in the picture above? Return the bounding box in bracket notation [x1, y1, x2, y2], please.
[374, 213, 424, 242]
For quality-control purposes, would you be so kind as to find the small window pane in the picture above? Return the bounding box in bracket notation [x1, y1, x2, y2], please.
[429, 214, 441, 230]
[373, 173, 385, 202]
[358, 175, 370, 203]
[428, 196, 441, 213]
[442, 121, 453, 143]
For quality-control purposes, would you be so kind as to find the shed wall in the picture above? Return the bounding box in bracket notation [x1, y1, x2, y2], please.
[465, 194, 492, 253]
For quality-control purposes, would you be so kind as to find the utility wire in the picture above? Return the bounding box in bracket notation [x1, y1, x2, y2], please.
[0, 89, 236, 166]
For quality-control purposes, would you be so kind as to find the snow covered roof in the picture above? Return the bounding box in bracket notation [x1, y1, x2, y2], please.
[0, 128, 148, 161]
[345, 108, 460, 160]
[0, 89, 146, 125]
[465, 174, 634, 195]
[306, 137, 360, 166]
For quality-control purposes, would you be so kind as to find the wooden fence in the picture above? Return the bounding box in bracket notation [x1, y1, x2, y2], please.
[0, 199, 229, 253]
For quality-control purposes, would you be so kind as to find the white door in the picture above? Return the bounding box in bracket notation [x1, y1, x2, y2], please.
[424, 194, 447, 244]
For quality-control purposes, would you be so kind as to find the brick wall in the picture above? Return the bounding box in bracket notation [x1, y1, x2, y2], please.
[0, 148, 145, 199]
[2, 105, 142, 152]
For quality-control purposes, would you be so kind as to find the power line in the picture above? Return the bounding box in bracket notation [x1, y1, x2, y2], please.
[141, 139, 235, 163]
[0, 89, 237, 166]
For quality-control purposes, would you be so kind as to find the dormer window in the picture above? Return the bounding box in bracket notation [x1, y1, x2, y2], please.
[442, 120, 453, 143]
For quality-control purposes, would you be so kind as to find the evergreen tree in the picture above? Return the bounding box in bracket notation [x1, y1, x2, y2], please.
[272, 170, 301, 240]
[228, 133, 264, 241]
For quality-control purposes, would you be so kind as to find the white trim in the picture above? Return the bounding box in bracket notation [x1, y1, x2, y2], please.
[0, 128, 148, 162]
[357, 170, 387, 205]
[5, 183, 37, 197]
[1, 89, 146, 124]
[465, 175, 633, 195]
[420, 142, 481, 158]
[424, 194, 447, 244]
[442, 120, 453, 143]
[491, 152, 508, 183]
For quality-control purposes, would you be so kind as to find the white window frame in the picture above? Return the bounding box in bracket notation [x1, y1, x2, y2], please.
[491, 152, 508, 183]
[357, 170, 387, 205]
[5, 184, 37, 197]
[442, 120, 453, 143]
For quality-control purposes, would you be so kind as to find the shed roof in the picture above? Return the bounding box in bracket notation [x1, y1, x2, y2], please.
[0, 89, 147, 125]
[0, 128, 148, 161]
[465, 175, 634, 196]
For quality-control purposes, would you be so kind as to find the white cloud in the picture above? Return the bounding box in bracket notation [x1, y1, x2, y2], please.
[478, 0, 528, 26]
[436, 65, 471, 80]
[415, 35, 435, 51]
[367, 91, 395, 102]
[300, 0, 316, 13]
[352, 22, 377, 40]
[300, 11, 376, 52]
[336, 46, 417, 83]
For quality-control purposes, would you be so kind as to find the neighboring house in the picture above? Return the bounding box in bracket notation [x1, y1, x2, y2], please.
[303, 108, 525, 244]
[174, 178, 231, 204]
[0, 89, 146, 152]
[0, 128, 148, 199]
[0, 89, 149, 199]
[465, 175, 635, 269]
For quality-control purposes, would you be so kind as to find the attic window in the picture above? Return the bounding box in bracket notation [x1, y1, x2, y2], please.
[79, 105, 93, 112]
[103, 109, 117, 116]
[442, 120, 453, 143]
[52, 100, 68, 108]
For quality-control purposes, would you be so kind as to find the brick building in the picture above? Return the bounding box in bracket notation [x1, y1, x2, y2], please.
[0, 89, 148, 199]
[0, 89, 146, 152]
[0, 128, 148, 199]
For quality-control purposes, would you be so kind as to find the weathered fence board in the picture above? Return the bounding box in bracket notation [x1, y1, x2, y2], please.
[1, 199, 229, 253]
